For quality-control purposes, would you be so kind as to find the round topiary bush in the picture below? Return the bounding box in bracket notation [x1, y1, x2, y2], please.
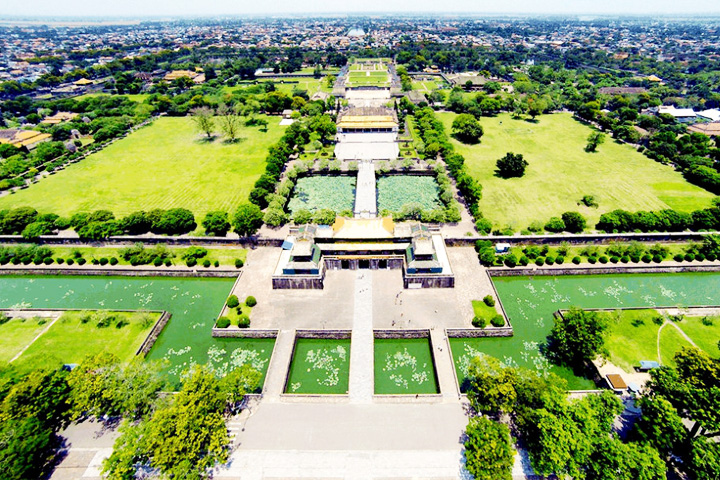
[621, 256, 630, 264]
[186, 258, 197, 267]
[99, 257, 108, 266]
[610, 256, 619, 264]
[472, 316, 487, 328]
[227, 295, 240, 308]
[214, 260, 220, 267]
[599, 256, 608, 264]
[483, 295, 495, 307]
[490, 315, 505, 327]
[43, 257, 54, 265]
[110, 257, 118, 265]
[165, 259, 172, 267]
[630, 255, 641, 263]
[216, 317, 231, 328]
[707, 253, 717, 261]
[545, 256, 555, 265]
[588, 256, 597, 264]
[519, 256, 529, 266]
[642, 254, 652, 263]
[66, 258, 75, 265]
[56, 257, 64, 264]
[238, 315, 251, 328]
[673, 254, 684, 262]
[555, 256, 565, 264]
[504, 255, 517, 268]
[235, 306, 243, 315]
[203, 259, 211, 268]
[653, 254, 663, 263]
[235, 258, 244, 269]
[153, 257, 163, 267]
[77, 258, 86, 265]
[572, 256, 581, 265]
[696, 253, 706, 262]
[685, 253, 695, 262]
[535, 257, 545, 266]
[245, 296, 257, 307]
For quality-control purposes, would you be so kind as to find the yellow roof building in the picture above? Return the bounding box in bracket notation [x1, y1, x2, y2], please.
[0, 129, 52, 149]
[164, 70, 199, 81]
[337, 115, 397, 130]
[41, 111, 79, 125]
[73, 78, 94, 86]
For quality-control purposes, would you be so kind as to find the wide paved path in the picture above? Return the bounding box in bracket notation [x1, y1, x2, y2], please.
[349, 270, 374, 403]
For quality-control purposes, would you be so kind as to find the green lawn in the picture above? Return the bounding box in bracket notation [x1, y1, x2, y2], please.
[411, 80, 439, 92]
[72, 93, 149, 103]
[9, 310, 158, 372]
[603, 309, 720, 372]
[0, 316, 49, 363]
[439, 112, 715, 231]
[46, 246, 247, 266]
[0, 116, 285, 220]
[346, 71, 390, 87]
[471, 300, 498, 319]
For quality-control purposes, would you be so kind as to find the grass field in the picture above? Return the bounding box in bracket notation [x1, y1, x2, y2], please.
[411, 80, 439, 92]
[6, 310, 157, 371]
[46, 246, 247, 266]
[471, 300, 498, 320]
[603, 309, 720, 372]
[73, 93, 149, 103]
[0, 116, 285, 221]
[0, 316, 49, 363]
[439, 112, 715, 231]
[346, 71, 390, 87]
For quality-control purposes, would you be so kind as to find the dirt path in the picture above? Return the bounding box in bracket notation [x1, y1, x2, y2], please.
[656, 321, 698, 364]
[10, 315, 61, 363]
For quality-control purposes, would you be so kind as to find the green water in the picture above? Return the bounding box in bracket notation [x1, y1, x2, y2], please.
[374, 338, 438, 394]
[0, 275, 274, 388]
[376, 176, 441, 212]
[286, 338, 350, 394]
[450, 272, 720, 390]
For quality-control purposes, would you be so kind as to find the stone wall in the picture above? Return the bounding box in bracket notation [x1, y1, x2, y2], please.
[403, 274, 455, 288]
[373, 329, 430, 339]
[324, 256, 404, 271]
[296, 329, 352, 339]
[211, 329, 279, 339]
[272, 275, 324, 289]
[488, 264, 720, 277]
[0, 267, 241, 278]
[446, 327, 513, 338]
[136, 311, 172, 357]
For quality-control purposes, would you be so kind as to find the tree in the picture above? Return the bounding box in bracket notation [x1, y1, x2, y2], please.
[464, 417, 514, 480]
[202, 211, 230, 237]
[547, 307, 609, 370]
[633, 396, 686, 455]
[152, 208, 196, 235]
[190, 107, 215, 139]
[561, 212, 587, 233]
[585, 132, 606, 152]
[0, 417, 56, 480]
[496, 152, 528, 178]
[451, 113, 484, 144]
[465, 354, 518, 415]
[233, 203, 263, 237]
[217, 104, 242, 142]
[689, 436, 720, 480]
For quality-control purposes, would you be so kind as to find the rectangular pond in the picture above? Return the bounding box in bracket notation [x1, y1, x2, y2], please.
[374, 337, 438, 395]
[285, 337, 351, 394]
[451, 272, 720, 390]
[0, 275, 274, 388]
[287, 175, 356, 214]
[376, 176, 441, 212]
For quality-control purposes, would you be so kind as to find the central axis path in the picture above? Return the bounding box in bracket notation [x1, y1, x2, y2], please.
[353, 160, 377, 218]
[348, 270, 374, 403]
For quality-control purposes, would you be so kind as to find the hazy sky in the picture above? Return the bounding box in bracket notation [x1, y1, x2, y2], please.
[3, 0, 720, 17]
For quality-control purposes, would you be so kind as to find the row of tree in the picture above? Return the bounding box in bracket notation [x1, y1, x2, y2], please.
[596, 201, 720, 233]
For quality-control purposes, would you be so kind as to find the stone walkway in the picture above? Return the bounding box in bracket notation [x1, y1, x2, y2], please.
[353, 161, 377, 218]
[349, 270, 374, 403]
[429, 328, 461, 400]
[261, 329, 296, 400]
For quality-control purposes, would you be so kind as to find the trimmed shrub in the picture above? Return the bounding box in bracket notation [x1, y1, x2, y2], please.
[66, 258, 75, 265]
[630, 254, 641, 263]
[227, 295, 240, 308]
[621, 256, 630, 264]
[707, 252, 717, 261]
[186, 257, 197, 267]
[110, 257, 118, 265]
[235, 258, 244, 268]
[238, 315, 251, 328]
[99, 257, 109, 266]
[490, 315, 505, 327]
[572, 256, 581, 265]
[535, 257, 544, 266]
[642, 254, 653, 263]
[77, 258, 86, 265]
[504, 254, 517, 268]
[696, 253, 706, 261]
[685, 253, 695, 262]
[91, 258, 100, 265]
[588, 256, 597, 264]
[653, 254, 663, 263]
[214, 260, 219, 267]
[164, 259, 172, 267]
[153, 257, 163, 267]
[673, 254, 685, 262]
[545, 256, 555, 265]
[246, 296, 257, 307]
[519, 256, 529, 266]
[599, 256, 608, 264]
[235, 306, 243, 315]
[555, 256, 565, 265]
[472, 316, 487, 328]
[216, 317, 231, 328]
[43, 257, 54, 265]
[56, 257, 64, 264]
[203, 259, 211, 268]
[483, 295, 495, 307]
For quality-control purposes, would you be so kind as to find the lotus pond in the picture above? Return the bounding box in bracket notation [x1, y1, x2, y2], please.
[0, 275, 274, 388]
[285, 338, 351, 394]
[374, 337, 438, 395]
[287, 175, 356, 214]
[376, 176, 441, 212]
[450, 272, 720, 390]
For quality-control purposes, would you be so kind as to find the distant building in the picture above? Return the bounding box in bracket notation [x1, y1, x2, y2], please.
[657, 105, 697, 123]
[697, 109, 720, 122]
[41, 111, 79, 125]
[598, 87, 647, 95]
[687, 122, 720, 137]
[163, 70, 199, 82]
[0, 129, 52, 149]
[73, 78, 93, 86]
